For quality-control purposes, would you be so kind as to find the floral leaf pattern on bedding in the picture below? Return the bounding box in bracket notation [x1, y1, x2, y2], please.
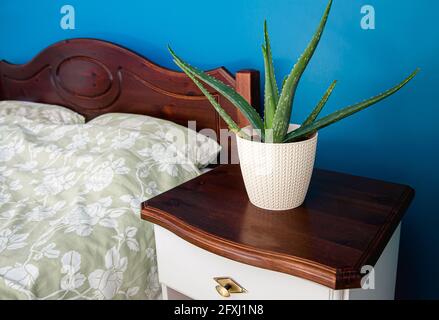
[89, 113, 222, 169]
[0, 113, 205, 299]
[0, 100, 85, 124]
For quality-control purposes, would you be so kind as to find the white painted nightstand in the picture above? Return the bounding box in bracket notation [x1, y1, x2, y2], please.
[141, 165, 413, 300]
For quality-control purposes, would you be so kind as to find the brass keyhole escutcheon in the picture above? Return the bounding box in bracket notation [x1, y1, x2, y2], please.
[214, 277, 247, 298]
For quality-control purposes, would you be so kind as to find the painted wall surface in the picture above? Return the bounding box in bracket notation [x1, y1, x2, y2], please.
[0, 0, 437, 298]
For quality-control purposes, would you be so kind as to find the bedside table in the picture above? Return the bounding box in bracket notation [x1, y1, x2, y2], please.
[141, 165, 414, 300]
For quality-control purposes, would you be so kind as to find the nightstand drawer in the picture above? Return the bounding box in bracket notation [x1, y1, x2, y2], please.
[154, 225, 335, 300]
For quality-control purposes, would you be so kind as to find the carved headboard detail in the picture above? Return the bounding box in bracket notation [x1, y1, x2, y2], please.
[0, 39, 260, 157]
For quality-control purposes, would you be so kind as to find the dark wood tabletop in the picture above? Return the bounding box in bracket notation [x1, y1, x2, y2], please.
[141, 165, 414, 289]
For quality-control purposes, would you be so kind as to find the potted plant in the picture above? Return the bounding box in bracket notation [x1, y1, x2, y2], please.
[169, 0, 418, 211]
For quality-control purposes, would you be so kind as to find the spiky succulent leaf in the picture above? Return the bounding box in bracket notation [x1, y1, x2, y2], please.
[302, 80, 337, 127]
[262, 46, 276, 129]
[173, 58, 249, 139]
[281, 75, 288, 90]
[262, 21, 279, 129]
[271, 0, 333, 142]
[284, 69, 419, 142]
[169, 46, 264, 139]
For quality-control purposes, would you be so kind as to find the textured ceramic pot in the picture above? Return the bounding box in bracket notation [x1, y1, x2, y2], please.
[236, 125, 318, 211]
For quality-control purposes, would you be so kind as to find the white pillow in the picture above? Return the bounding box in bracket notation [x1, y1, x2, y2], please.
[89, 113, 222, 168]
[0, 100, 85, 124]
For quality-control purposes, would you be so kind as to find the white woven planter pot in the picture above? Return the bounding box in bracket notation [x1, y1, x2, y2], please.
[236, 125, 318, 211]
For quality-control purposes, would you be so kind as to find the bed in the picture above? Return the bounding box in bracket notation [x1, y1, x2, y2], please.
[0, 39, 259, 299]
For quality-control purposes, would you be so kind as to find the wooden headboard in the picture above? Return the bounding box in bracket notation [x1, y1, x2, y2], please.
[0, 39, 260, 158]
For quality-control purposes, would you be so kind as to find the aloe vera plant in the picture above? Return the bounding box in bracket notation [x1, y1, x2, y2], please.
[169, 0, 418, 143]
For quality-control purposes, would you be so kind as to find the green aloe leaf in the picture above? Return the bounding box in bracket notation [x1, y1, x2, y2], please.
[281, 75, 288, 90]
[262, 21, 279, 129]
[284, 69, 420, 142]
[272, 0, 333, 143]
[173, 58, 249, 139]
[169, 46, 264, 139]
[302, 80, 337, 127]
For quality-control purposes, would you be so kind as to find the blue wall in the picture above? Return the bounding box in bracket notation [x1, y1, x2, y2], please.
[1, 0, 437, 299]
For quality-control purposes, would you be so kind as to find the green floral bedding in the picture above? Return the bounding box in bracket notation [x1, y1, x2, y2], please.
[0, 112, 206, 299]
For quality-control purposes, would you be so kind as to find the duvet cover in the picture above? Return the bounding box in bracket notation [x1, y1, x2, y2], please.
[0, 112, 206, 299]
